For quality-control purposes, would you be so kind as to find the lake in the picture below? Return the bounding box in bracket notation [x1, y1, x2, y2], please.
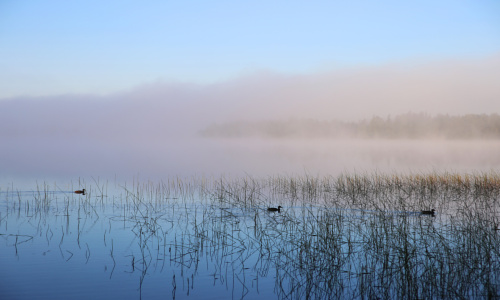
[1, 173, 500, 299]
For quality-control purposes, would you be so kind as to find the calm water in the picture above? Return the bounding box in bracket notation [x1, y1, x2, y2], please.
[1, 175, 500, 299]
[1, 185, 286, 300]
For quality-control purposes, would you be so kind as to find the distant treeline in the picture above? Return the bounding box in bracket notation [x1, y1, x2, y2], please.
[200, 113, 500, 139]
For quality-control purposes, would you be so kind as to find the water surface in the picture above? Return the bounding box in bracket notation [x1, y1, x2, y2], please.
[1, 174, 500, 299]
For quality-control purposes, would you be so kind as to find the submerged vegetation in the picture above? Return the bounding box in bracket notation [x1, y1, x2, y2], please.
[1, 171, 500, 299]
[200, 113, 500, 139]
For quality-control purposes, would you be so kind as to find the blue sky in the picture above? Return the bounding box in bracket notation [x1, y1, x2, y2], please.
[1, 0, 499, 98]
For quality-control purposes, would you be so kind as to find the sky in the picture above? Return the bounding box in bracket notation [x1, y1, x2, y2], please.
[1, 1, 500, 183]
[1, 0, 500, 98]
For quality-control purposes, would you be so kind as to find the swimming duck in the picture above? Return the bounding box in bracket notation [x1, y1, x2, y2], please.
[267, 206, 282, 212]
[75, 189, 86, 195]
[421, 209, 435, 215]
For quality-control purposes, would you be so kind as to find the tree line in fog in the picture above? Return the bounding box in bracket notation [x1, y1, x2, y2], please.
[200, 113, 500, 139]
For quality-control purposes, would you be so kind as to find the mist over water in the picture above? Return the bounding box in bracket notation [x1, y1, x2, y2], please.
[2, 135, 500, 187]
[1, 55, 500, 185]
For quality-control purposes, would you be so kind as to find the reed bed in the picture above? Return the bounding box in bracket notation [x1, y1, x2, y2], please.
[1, 171, 500, 299]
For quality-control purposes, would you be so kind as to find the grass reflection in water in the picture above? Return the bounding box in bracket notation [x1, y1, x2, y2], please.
[1, 172, 500, 299]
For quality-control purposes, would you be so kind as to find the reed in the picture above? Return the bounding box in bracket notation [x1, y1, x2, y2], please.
[2, 171, 500, 299]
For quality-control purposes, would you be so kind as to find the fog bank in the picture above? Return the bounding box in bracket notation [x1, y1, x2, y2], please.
[1, 55, 499, 181]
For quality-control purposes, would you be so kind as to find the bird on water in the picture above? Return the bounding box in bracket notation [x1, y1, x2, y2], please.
[75, 189, 86, 195]
[421, 209, 435, 215]
[267, 206, 282, 212]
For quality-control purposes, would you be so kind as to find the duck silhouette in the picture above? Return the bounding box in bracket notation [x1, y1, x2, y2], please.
[421, 209, 435, 215]
[74, 189, 86, 195]
[267, 206, 282, 212]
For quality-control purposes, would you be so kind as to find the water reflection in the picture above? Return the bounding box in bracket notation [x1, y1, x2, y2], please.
[1, 173, 500, 299]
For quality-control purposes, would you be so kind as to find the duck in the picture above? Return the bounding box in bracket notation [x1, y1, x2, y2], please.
[421, 209, 435, 215]
[74, 189, 86, 195]
[267, 206, 282, 212]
